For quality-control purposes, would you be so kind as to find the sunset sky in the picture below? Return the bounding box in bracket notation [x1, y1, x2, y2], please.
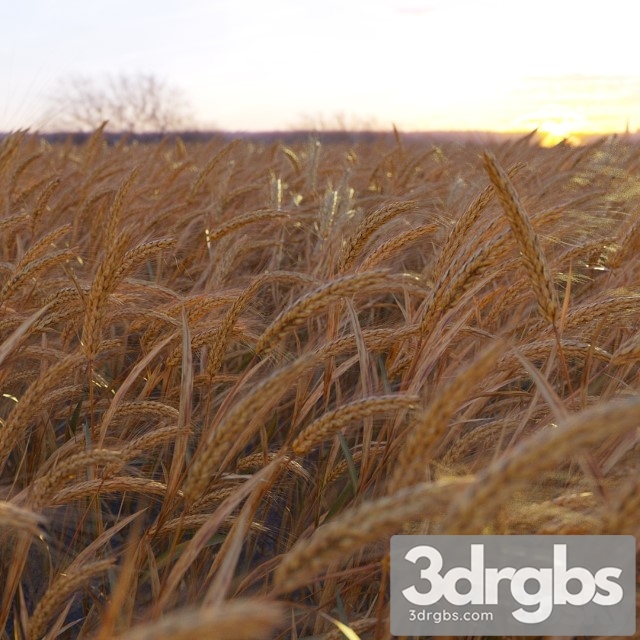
[2, 0, 639, 140]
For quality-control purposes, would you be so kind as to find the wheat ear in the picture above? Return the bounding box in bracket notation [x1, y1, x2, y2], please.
[274, 477, 472, 593]
[482, 151, 558, 325]
[603, 474, 640, 535]
[183, 353, 320, 503]
[0, 352, 86, 473]
[206, 270, 317, 377]
[389, 339, 505, 492]
[81, 229, 131, 361]
[188, 139, 241, 202]
[255, 271, 391, 356]
[292, 394, 419, 455]
[443, 397, 640, 534]
[359, 223, 437, 271]
[431, 163, 523, 284]
[0, 501, 46, 537]
[105, 166, 139, 248]
[418, 244, 498, 337]
[338, 201, 416, 272]
[117, 599, 283, 640]
[28, 559, 114, 640]
[28, 449, 125, 508]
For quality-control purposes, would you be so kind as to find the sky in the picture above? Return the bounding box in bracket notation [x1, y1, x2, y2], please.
[1, 0, 639, 141]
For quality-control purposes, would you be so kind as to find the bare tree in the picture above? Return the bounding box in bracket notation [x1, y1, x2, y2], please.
[47, 73, 195, 133]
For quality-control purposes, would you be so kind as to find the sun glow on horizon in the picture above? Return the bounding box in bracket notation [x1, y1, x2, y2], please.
[504, 108, 601, 147]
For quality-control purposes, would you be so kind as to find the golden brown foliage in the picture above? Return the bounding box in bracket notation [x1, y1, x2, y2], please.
[0, 130, 639, 638]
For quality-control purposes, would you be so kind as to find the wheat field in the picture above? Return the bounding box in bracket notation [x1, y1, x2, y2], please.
[0, 128, 638, 639]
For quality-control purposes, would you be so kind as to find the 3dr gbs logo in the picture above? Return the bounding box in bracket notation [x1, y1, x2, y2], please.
[402, 543, 623, 624]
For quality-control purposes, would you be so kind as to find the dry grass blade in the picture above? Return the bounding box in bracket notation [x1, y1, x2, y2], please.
[482, 151, 559, 325]
[116, 599, 283, 640]
[274, 477, 473, 593]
